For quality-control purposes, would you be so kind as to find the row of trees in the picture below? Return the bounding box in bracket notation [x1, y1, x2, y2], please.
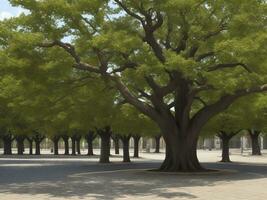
[0, 129, 163, 161]
[204, 95, 267, 162]
[0, 62, 159, 162]
[0, 0, 267, 171]
[0, 34, 159, 162]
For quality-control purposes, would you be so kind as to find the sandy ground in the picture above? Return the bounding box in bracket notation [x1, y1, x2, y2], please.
[0, 149, 267, 200]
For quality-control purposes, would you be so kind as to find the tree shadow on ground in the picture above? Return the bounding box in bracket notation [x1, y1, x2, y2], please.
[0, 160, 267, 199]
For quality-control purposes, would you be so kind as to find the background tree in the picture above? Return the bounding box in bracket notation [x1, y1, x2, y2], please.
[154, 134, 162, 153]
[203, 103, 245, 162]
[64, 77, 118, 162]
[240, 95, 267, 155]
[113, 104, 159, 161]
[85, 130, 97, 156]
[111, 134, 120, 155]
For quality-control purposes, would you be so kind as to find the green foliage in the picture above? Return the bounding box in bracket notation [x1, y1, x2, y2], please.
[1, 0, 267, 144]
[112, 104, 159, 137]
[234, 94, 267, 133]
[202, 104, 244, 137]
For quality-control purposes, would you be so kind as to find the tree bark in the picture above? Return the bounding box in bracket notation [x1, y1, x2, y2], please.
[71, 136, 76, 155]
[85, 131, 96, 156]
[249, 130, 261, 155]
[154, 135, 161, 153]
[133, 135, 140, 158]
[120, 135, 131, 162]
[98, 127, 111, 163]
[52, 136, 60, 155]
[112, 135, 120, 155]
[16, 136, 25, 155]
[3, 134, 13, 155]
[33, 134, 45, 155]
[217, 130, 240, 162]
[221, 137, 230, 162]
[158, 123, 203, 172]
[29, 140, 33, 155]
[62, 135, 69, 155]
[35, 141, 41, 155]
[27, 137, 33, 155]
[76, 136, 81, 155]
[217, 132, 233, 162]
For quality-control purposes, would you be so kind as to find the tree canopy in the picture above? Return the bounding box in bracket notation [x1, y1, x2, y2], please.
[0, 0, 267, 171]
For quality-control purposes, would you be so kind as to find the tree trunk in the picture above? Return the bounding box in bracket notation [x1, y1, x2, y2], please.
[3, 135, 13, 155]
[221, 137, 230, 162]
[71, 136, 76, 155]
[32, 134, 45, 155]
[16, 136, 25, 155]
[133, 135, 140, 158]
[112, 135, 120, 155]
[154, 135, 161, 153]
[121, 136, 131, 162]
[159, 128, 203, 172]
[218, 131, 239, 162]
[29, 141, 33, 155]
[62, 136, 69, 155]
[76, 137, 81, 155]
[86, 131, 95, 156]
[98, 127, 111, 163]
[35, 141, 41, 155]
[27, 138, 33, 155]
[87, 140, 94, 155]
[249, 130, 261, 155]
[52, 136, 60, 155]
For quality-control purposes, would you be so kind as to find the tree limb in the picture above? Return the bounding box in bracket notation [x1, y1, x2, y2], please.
[190, 84, 267, 136]
[40, 40, 101, 73]
[115, 1, 165, 63]
[208, 63, 252, 73]
[194, 96, 207, 106]
[114, 0, 144, 22]
[109, 76, 159, 121]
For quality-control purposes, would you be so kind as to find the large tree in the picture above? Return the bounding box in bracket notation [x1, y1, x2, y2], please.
[5, 0, 267, 171]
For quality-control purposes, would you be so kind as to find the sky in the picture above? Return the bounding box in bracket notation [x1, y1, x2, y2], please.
[0, 0, 26, 20]
[0, 0, 73, 42]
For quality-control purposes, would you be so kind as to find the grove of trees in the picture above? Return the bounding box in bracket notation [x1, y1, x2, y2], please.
[0, 0, 267, 172]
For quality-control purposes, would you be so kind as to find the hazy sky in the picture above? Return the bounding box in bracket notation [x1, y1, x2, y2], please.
[0, 0, 26, 20]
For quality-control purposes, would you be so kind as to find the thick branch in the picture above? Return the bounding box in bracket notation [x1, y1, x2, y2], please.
[194, 96, 207, 106]
[145, 72, 181, 99]
[190, 84, 267, 136]
[110, 76, 158, 121]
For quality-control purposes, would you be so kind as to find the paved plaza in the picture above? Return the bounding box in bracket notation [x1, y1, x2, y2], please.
[0, 149, 267, 200]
